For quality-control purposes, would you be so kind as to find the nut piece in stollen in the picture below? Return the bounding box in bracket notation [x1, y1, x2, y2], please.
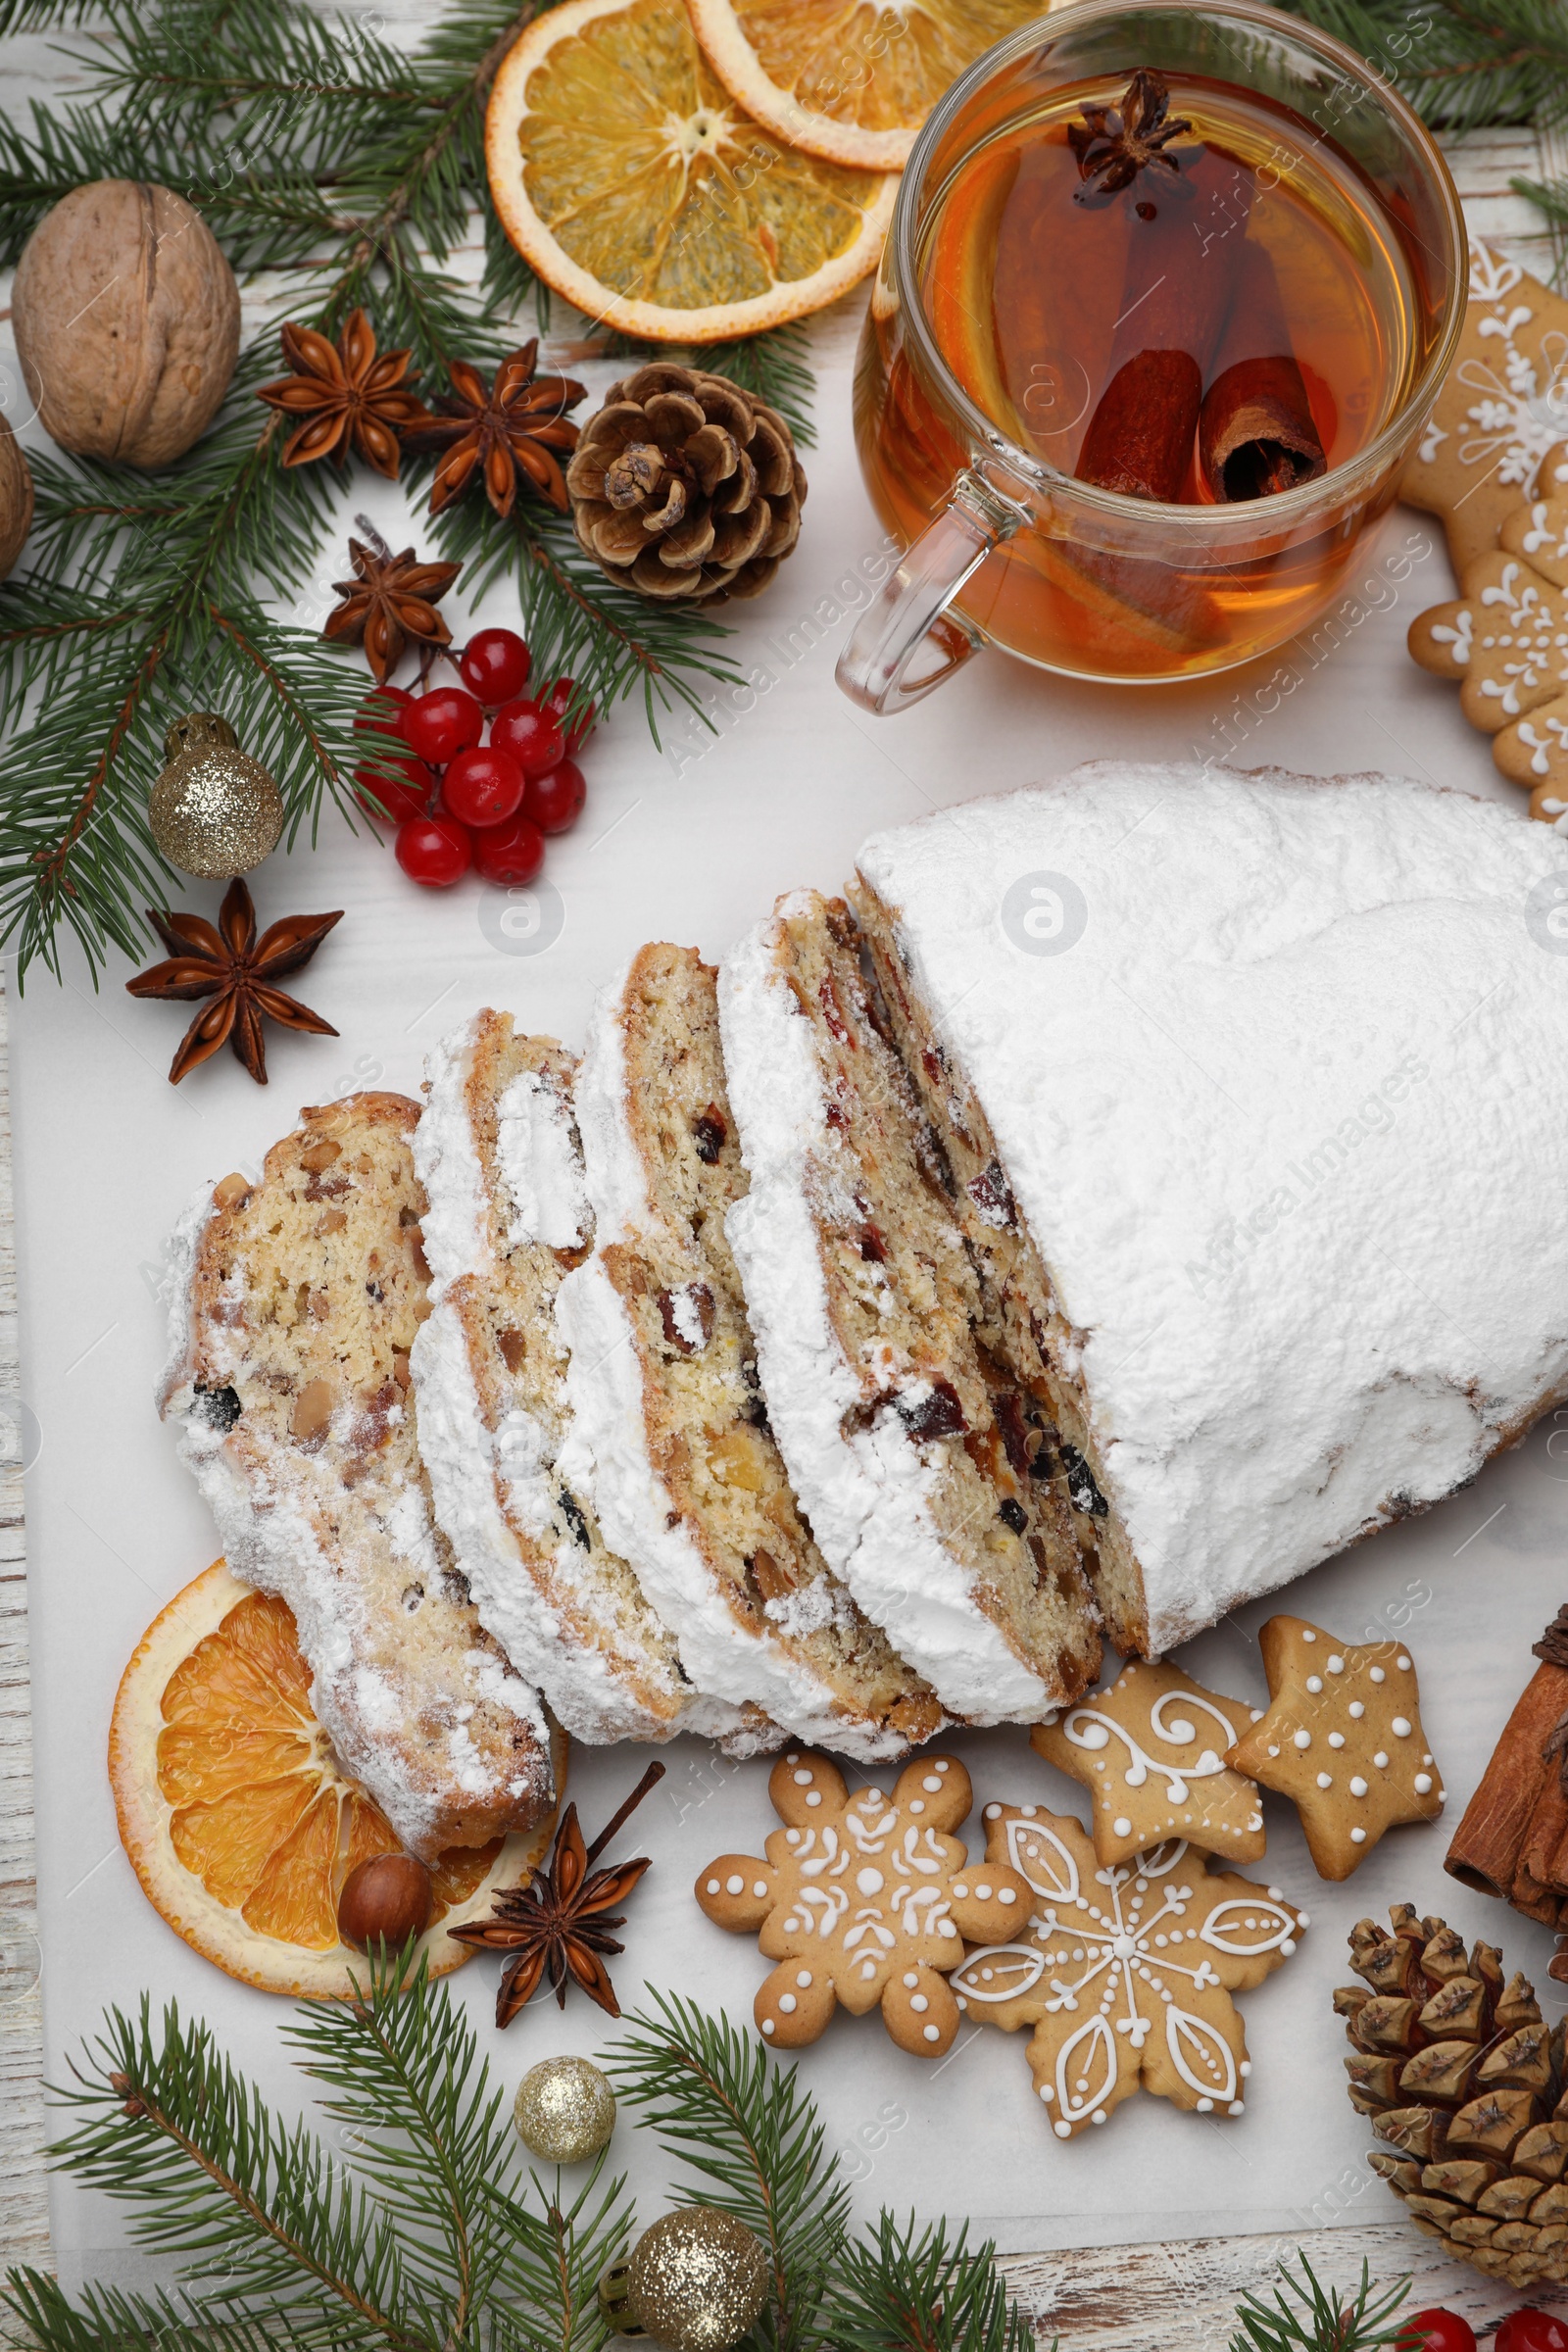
[1225, 1616, 1445, 1882]
[694, 1749, 1030, 2054]
[951, 1801, 1304, 2138]
[1031, 1657, 1266, 1867]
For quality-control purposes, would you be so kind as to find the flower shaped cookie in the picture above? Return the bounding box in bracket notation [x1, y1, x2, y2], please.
[952, 1802, 1305, 2138]
[695, 1750, 1031, 2054]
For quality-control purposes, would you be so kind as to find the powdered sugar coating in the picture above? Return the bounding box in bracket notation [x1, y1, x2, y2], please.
[717, 903, 1053, 1722]
[497, 1069, 587, 1250]
[856, 763, 1568, 1650]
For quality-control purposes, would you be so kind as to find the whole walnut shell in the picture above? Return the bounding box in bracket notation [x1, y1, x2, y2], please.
[13, 180, 240, 468]
[0, 414, 33, 577]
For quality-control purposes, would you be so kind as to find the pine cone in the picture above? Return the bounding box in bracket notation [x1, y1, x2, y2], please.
[566, 365, 806, 606]
[1340, 1902, 1568, 2287]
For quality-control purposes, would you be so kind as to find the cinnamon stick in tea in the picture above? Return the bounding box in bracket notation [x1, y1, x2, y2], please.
[1446, 1604, 1568, 1929]
[1199, 235, 1327, 502]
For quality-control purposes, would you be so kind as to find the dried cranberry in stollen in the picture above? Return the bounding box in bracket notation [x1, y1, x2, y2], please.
[337, 1852, 433, 1950]
[442, 743, 525, 828]
[473, 810, 545, 887]
[542, 675, 595, 752]
[524, 758, 585, 836]
[402, 685, 483, 764]
[397, 812, 472, 886]
[460, 626, 531, 707]
[1495, 2317, 1568, 2352]
[492, 696, 564, 778]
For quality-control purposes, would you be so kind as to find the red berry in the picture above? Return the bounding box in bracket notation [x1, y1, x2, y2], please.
[543, 676, 596, 753]
[1397, 2315, 1477, 2352]
[1496, 2317, 1568, 2352]
[524, 758, 586, 836]
[492, 697, 565, 779]
[396, 813, 471, 887]
[442, 744, 525, 829]
[355, 757, 435, 826]
[460, 627, 532, 707]
[356, 684, 414, 737]
[472, 811, 545, 887]
[402, 687, 483, 764]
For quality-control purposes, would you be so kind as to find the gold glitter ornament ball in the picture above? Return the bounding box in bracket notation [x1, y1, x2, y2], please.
[148, 711, 285, 880]
[513, 2055, 616, 2165]
[624, 2208, 767, 2352]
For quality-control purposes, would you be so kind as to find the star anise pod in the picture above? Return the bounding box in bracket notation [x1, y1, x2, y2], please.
[1069, 69, 1192, 199]
[449, 1761, 664, 2027]
[126, 876, 342, 1086]
[417, 341, 586, 518]
[257, 309, 433, 477]
[324, 516, 463, 684]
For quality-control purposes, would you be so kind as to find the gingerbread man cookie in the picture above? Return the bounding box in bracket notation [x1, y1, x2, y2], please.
[1031, 1659, 1266, 1867]
[951, 1802, 1305, 2138]
[1399, 240, 1568, 571]
[1223, 1617, 1445, 1882]
[695, 1750, 1031, 2053]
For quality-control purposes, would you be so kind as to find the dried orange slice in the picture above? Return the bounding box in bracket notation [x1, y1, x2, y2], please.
[686, 0, 1059, 171]
[485, 0, 897, 342]
[110, 1561, 564, 1997]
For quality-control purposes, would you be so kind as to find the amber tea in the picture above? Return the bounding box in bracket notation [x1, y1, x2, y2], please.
[855, 65, 1432, 682]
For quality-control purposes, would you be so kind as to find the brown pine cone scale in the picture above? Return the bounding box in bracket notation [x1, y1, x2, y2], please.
[566, 364, 806, 606]
[1340, 1901, 1568, 2286]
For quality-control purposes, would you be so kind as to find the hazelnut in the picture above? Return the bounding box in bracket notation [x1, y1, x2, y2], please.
[336, 1853, 433, 1952]
[13, 181, 240, 468]
[0, 415, 32, 580]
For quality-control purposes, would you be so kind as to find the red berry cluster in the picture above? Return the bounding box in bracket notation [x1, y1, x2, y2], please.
[353, 628, 593, 890]
[1399, 2311, 1568, 2352]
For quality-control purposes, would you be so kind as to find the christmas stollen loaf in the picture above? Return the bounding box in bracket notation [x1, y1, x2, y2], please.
[410, 1009, 769, 1751]
[555, 944, 946, 1761]
[716, 892, 1102, 1724]
[159, 1092, 556, 1860]
[854, 762, 1568, 1656]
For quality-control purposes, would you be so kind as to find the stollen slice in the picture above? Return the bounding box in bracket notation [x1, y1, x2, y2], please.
[557, 942, 946, 1760]
[716, 892, 1102, 1724]
[159, 1093, 556, 1862]
[412, 1009, 772, 1753]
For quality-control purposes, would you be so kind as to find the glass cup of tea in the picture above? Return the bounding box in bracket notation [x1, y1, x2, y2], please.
[837, 0, 1465, 711]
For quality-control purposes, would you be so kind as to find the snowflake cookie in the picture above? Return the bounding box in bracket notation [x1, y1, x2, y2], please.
[1031, 1658, 1266, 1867]
[1224, 1616, 1445, 1882]
[1400, 241, 1568, 572]
[951, 1802, 1306, 2138]
[694, 1749, 1032, 2053]
[1408, 545, 1568, 814]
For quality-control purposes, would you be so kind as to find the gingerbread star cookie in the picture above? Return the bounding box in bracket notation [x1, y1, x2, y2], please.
[1223, 1617, 1445, 1882]
[1408, 544, 1568, 812]
[694, 1749, 1031, 2054]
[1399, 239, 1568, 572]
[951, 1802, 1305, 2138]
[1030, 1658, 1266, 1868]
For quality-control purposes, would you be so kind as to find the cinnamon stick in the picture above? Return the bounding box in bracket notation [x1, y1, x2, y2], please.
[1446, 1607, 1568, 1922]
[1198, 237, 1326, 502]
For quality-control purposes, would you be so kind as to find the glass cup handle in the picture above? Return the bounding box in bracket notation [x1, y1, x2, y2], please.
[837, 469, 1028, 714]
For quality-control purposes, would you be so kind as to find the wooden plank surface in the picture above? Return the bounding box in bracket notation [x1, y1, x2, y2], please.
[0, 24, 1561, 2321]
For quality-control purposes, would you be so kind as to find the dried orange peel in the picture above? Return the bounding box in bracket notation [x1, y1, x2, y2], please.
[110, 1561, 564, 1997]
[485, 0, 896, 343]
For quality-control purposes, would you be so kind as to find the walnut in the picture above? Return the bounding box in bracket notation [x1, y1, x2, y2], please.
[13, 181, 240, 468]
[0, 415, 32, 579]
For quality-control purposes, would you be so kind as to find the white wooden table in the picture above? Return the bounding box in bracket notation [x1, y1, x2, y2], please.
[2, 9, 1566, 2323]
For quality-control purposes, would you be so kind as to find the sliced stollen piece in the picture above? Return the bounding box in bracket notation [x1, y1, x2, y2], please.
[557, 943, 945, 1760]
[159, 1093, 556, 1861]
[853, 763, 1568, 1656]
[715, 893, 1101, 1724]
[411, 1009, 769, 1752]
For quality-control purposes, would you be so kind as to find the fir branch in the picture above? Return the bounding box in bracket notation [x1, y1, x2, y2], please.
[604, 1990, 850, 2352]
[818, 2215, 1036, 2352]
[1275, 0, 1568, 129]
[1228, 2259, 1411, 2352]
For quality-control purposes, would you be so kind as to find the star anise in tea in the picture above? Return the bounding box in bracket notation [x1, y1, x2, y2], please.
[126, 877, 342, 1086]
[257, 309, 433, 477]
[324, 518, 463, 684]
[1069, 69, 1192, 200]
[417, 341, 586, 518]
[449, 1761, 663, 2027]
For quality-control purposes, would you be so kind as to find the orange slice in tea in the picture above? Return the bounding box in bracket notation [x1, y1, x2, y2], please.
[486, 0, 896, 342]
[110, 1561, 564, 1997]
[686, 0, 1062, 171]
